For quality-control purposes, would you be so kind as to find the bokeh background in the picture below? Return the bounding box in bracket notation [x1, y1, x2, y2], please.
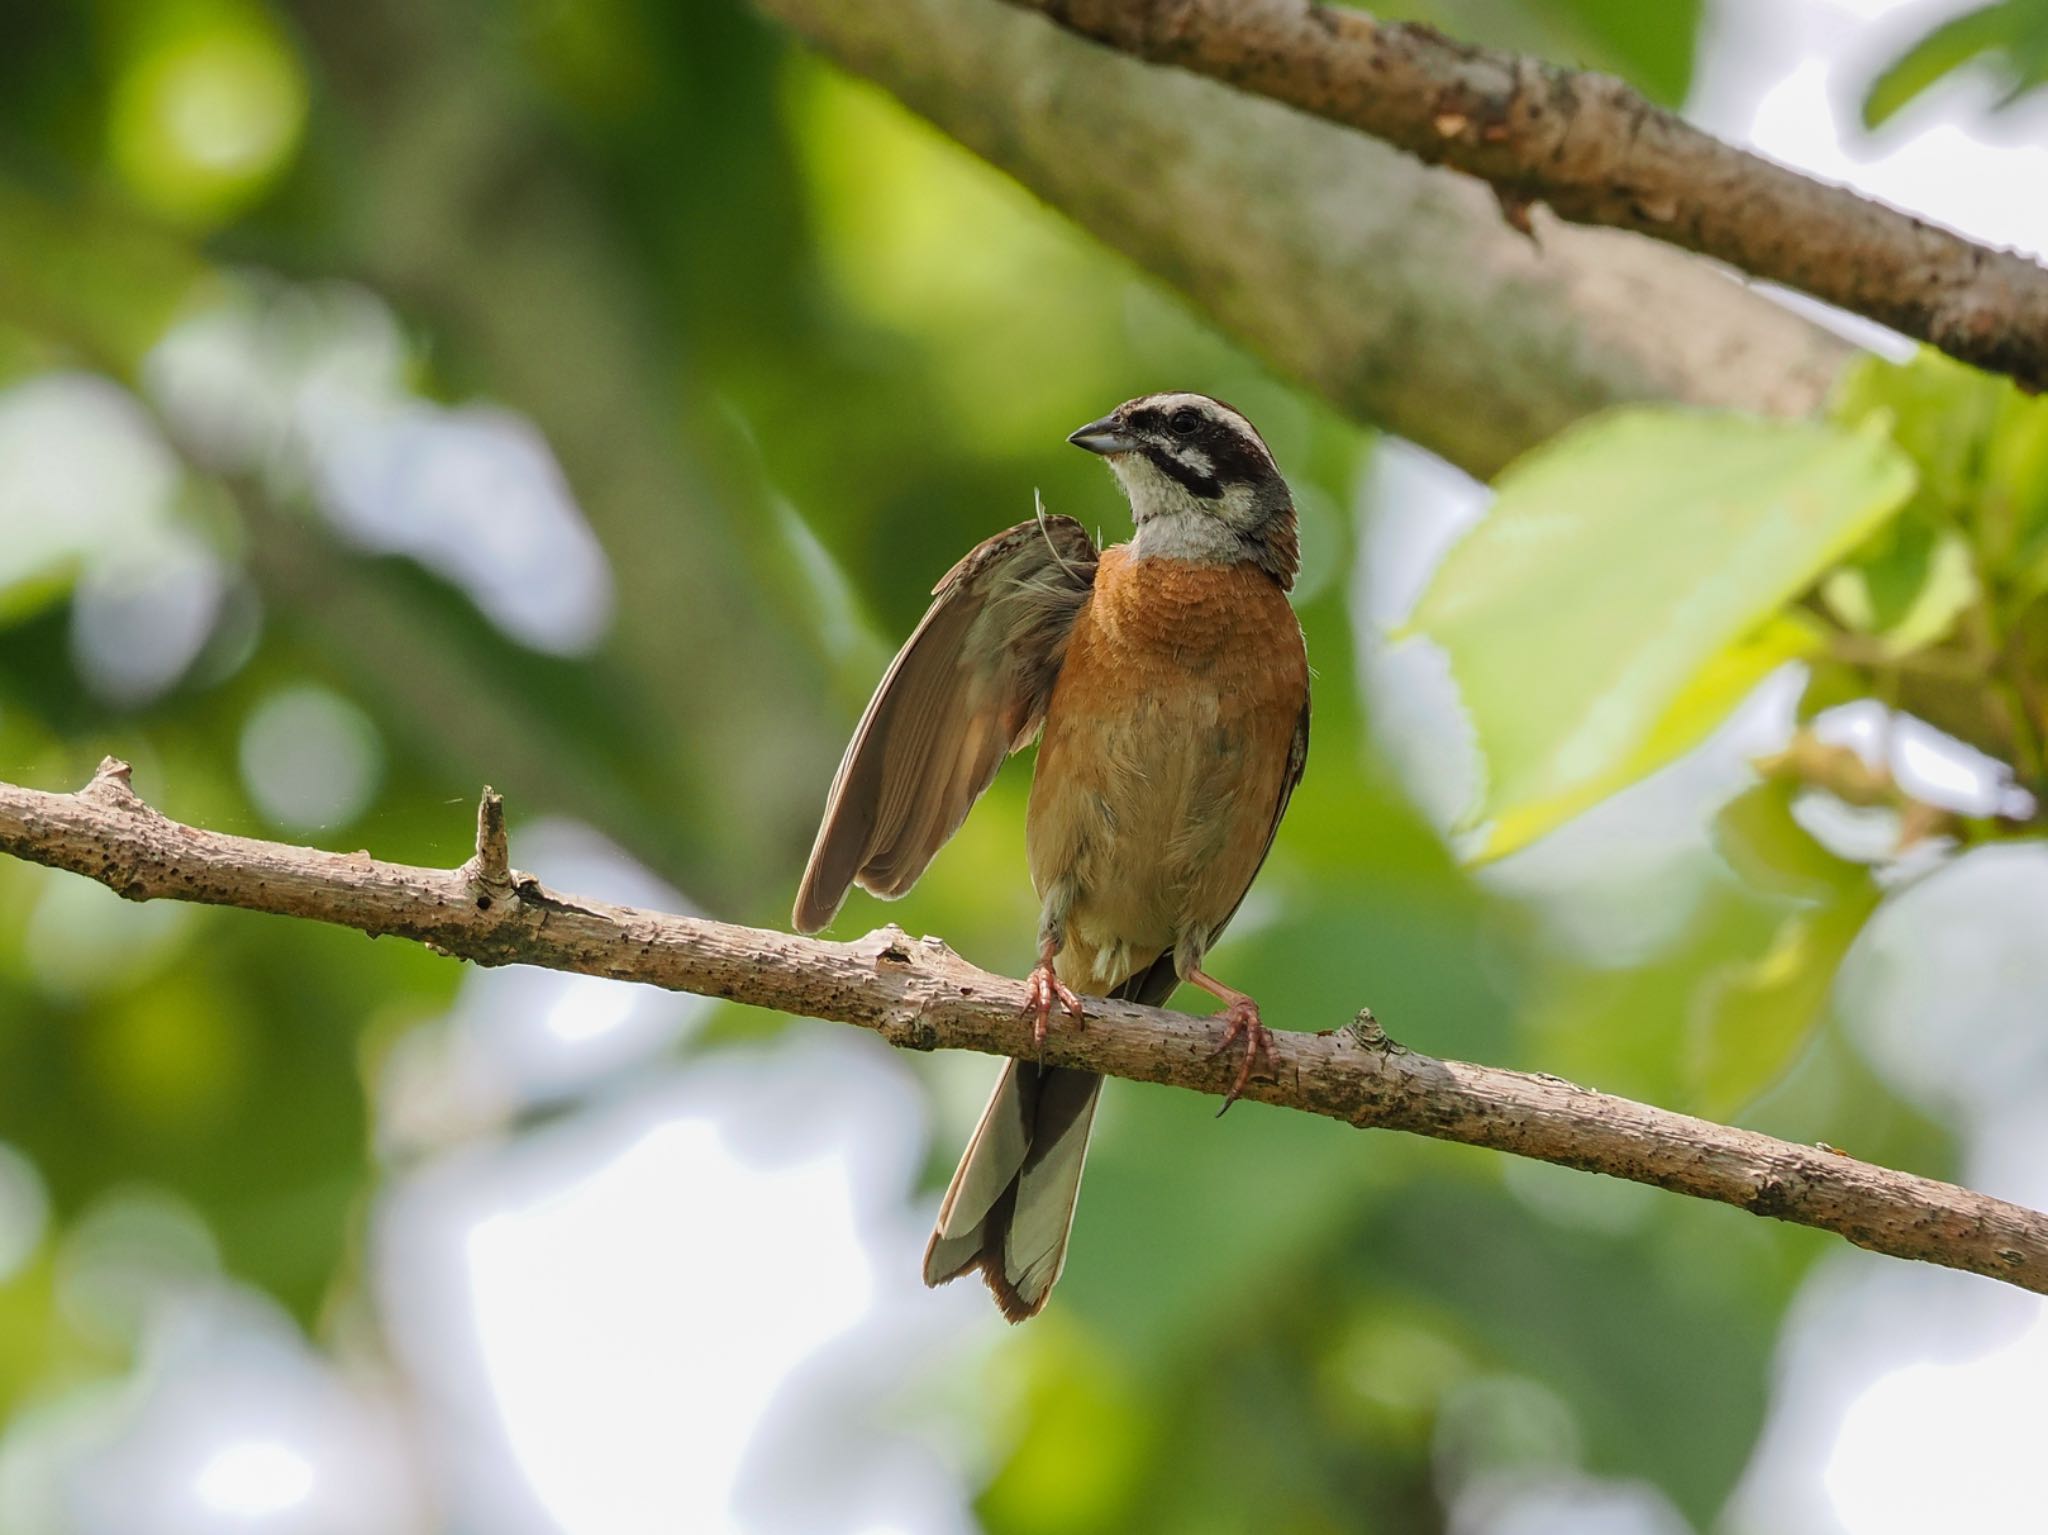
[3, 0, 2047, 1531]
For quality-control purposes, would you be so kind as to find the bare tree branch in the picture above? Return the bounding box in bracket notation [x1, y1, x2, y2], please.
[754, 0, 1851, 479]
[997, 0, 2048, 392]
[5, 759, 2045, 1294]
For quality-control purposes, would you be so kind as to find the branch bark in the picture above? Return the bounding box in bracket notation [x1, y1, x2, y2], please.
[6, 759, 2046, 1296]
[754, 0, 1851, 479]
[1001, 0, 2048, 393]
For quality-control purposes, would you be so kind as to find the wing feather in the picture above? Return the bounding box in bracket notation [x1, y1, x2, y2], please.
[1205, 689, 1311, 952]
[792, 515, 1098, 933]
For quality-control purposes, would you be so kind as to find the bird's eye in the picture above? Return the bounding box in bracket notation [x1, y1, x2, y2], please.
[1168, 408, 1201, 436]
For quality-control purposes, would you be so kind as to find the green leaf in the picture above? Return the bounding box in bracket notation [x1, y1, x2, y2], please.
[1988, 389, 2048, 583]
[1861, 0, 2048, 128]
[1831, 349, 2048, 598]
[1795, 658, 1868, 723]
[1543, 0, 1704, 108]
[1405, 409, 1915, 858]
[1829, 349, 2003, 518]
[1861, 4, 2012, 128]
[1479, 612, 1820, 860]
[1688, 885, 1879, 1117]
[1819, 522, 1978, 653]
[0, 556, 82, 627]
[1712, 780, 1868, 902]
[1371, 0, 1704, 108]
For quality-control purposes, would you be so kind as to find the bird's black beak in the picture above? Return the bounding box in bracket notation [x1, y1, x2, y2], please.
[1067, 415, 1137, 455]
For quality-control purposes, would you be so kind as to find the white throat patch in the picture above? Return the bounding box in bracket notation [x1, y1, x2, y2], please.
[1109, 451, 1265, 566]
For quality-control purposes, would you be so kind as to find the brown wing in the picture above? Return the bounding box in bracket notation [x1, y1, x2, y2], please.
[792, 514, 1099, 933]
[1208, 688, 1311, 951]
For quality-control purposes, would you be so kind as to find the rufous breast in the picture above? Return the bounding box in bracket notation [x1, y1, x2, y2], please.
[1025, 547, 1307, 991]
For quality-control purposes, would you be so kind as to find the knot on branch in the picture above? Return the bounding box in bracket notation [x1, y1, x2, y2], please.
[881, 1008, 943, 1052]
[867, 924, 917, 968]
[1342, 1007, 1400, 1054]
[461, 786, 516, 911]
[79, 757, 147, 814]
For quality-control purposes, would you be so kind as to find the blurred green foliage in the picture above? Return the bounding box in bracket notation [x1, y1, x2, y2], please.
[1822, 350, 2048, 774]
[1369, 0, 1705, 104]
[1863, 0, 2048, 127]
[1, 0, 2045, 1531]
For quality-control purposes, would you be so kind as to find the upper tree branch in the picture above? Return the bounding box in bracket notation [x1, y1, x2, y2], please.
[5, 760, 2046, 1296]
[756, 0, 1849, 479]
[1001, 0, 2048, 392]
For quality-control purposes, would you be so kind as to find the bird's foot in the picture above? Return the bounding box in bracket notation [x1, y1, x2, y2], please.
[1022, 960, 1086, 1059]
[1208, 997, 1274, 1117]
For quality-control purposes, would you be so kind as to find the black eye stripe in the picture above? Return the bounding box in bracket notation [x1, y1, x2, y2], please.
[1140, 445, 1220, 498]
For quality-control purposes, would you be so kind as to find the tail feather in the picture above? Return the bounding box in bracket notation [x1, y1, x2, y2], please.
[922, 954, 1182, 1320]
[923, 1062, 1102, 1321]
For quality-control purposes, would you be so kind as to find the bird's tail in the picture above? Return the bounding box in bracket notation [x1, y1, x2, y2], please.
[922, 1061, 1102, 1322]
[923, 953, 1180, 1320]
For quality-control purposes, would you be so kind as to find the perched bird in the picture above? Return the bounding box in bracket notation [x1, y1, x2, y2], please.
[793, 392, 1309, 1321]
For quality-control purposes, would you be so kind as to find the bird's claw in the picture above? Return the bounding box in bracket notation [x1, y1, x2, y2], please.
[1023, 961, 1086, 1060]
[1209, 998, 1273, 1117]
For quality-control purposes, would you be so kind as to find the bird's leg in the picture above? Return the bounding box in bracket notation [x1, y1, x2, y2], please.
[1188, 969, 1273, 1116]
[1024, 886, 1086, 1060]
[1022, 939, 1086, 1059]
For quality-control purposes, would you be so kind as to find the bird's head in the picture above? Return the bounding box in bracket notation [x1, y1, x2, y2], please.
[1066, 392, 1299, 588]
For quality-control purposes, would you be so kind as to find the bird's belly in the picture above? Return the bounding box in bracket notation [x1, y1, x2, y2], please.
[1070, 695, 1216, 918]
[1027, 658, 1296, 992]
